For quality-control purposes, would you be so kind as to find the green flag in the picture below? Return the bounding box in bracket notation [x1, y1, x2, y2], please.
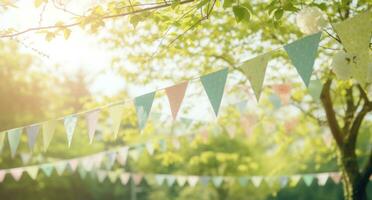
[134, 92, 155, 130]
[240, 53, 272, 101]
[308, 79, 323, 101]
[333, 11, 372, 84]
[303, 174, 314, 186]
[284, 32, 322, 87]
[64, 115, 77, 148]
[40, 164, 54, 177]
[109, 104, 125, 138]
[8, 128, 22, 158]
[42, 120, 57, 152]
[200, 68, 229, 116]
[0, 131, 5, 153]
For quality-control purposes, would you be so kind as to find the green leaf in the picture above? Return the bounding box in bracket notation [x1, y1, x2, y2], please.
[223, 0, 234, 8]
[274, 8, 284, 20]
[232, 5, 250, 23]
[45, 32, 55, 41]
[63, 29, 71, 39]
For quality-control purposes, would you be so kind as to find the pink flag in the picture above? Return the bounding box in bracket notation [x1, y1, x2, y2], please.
[165, 82, 188, 120]
[0, 170, 6, 182]
[10, 168, 23, 181]
[86, 109, 100, 144]
[330, 173, 341, 184]
[68, 159, 79, 172]
[117, 147, 129, 166]
[132, 174, 143, 185]
[272, 84, 291, 105]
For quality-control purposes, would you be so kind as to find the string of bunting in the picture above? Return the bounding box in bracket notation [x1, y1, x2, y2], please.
[0, 11, 370, 158]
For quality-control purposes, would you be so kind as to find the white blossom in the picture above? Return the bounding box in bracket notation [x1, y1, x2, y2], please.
[296, 7, 328, 34]
[331, 51, 354, 80]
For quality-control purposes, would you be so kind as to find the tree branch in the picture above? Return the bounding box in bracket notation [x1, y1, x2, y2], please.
[360, 148, 372, 190]
[320, 78, 343, 148]
[343, 87, 355, 132]
[0, 0, 195, 38]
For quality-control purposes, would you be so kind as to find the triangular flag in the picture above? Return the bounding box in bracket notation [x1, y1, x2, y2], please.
[238, 177, 248, 187]
[78, 167, 87, 179]
[308, 79, 323, 101]
[330, 172, 341, 184]
[284, 32, 322, 86]
[317, 173, 329, 186]
[289, 175, 301, 187]
[132, 174, 143, 185]
[120, 173, 130, 185]
[86, 109, 100, 144]
[0, 170, 5, 183]
[68, 159, 79, 172]
[42, 120, 57, 152]
[25, 166, 39, 180]
[117, 147, 129, 166]
[264, 176, 276, 187]
[166, 175, 176, 186]
[303, 174, 314, 186]
[104, 152, 117, 170]
[81, 158, 94, 172]
[200, 176, 210, 186]
[55, 162, 67, 176]
[109, 104, 125, 138]
[40, 164, 54, 177]
[165, 82, 188, 120]
[279, 176, 289, 188]
[134, 92, 156, 130]
[240, 53, 272, 101]
[212, 176, 224, 187]
[145, 141, 154, 155]
[97, 170, 107, 183]
[108, 171, 119, 183]
[155, 174, 166, 185]
[251, 176, 262, 187]
[0, 131, 5, 153]
[129, 147, 143, 161]
[20, 153, 32, 164]
[64, 115, 77, 148]
[187, 176, 199, 187]
[333, 11, 372, 83]
[10, 168, 23, 181]
[26, 125, 40, 150]
[8, 128, 22, 158]
[200, 68, 228, 116]
[176, 176, 187, 187]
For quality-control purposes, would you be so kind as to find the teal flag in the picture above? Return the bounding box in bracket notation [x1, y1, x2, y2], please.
[40, 164, 54, 177]
[238, 177, 248, 186]
[200, 68, 229, 116]
[64, 115, 78, 148]
[8, 128, 22, 158]
[308, 79, 323, 101]
[240, 53, 272, 101]
[303, 174, 314, 186]
[284, 32, 322, 87]
[134, 92, 156, 130]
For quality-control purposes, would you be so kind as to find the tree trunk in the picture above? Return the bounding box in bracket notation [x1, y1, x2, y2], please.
[340, 142, 368, 200]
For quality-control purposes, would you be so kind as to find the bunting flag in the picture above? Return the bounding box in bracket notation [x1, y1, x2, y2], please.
[10, 168, 23, 181]
[120, 173, 130, 185]
[55, 162, 67, 176]
[251, 176, 263, 187]
[279, 176, 289, 188]
[333, 11, 372, 83]
[284, 32, 322, 87]
[0, 170, 5, 183]
[64, 115, 78, 148]
[128, 147, 143, 161]
[25, 166, 39, 180]
[165, 82, 188, 120]
[240, 53, 272, 101]
[97, 170, 107, 183]
[108, 171, 119, 183]
[8, 128, 22, 158]
[68, 159, 79, 172]
[155, 174, 166, 185]
[289, 175, 302, 187]
[145, 141, 154, 155]
[134, 92, 156, 130]
[317, 173, 329, 186]
[0, 131, 5, 153]
[40, 164, 54, 177]
[26, 125, 39, 150]
[116, 147, 129, 166]
[238, 177, 248, 187]
[108, 104, 125, 138]
[200, 68, 228, 116]
[165, 175, 176, 186]
[132, 174, 143, 185]
[20, 153, 32, 164]
[86, 109, 100, 144]
[187, 176, 199, 187]
[303, 174, 314, 186]
[42, 120, 57, 152]
[200, 176, 210, 186]
[212, 176, 224, 187]
[176, 176, 187, 187]
[104, 152, 117, 170]
[330, 173, 341, 184]
[308, 79, 323, 101]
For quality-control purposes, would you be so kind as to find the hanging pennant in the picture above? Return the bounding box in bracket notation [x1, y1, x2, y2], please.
[165, 82, 188, 120]
[238, 177, 248, 187]
[240, 53, 272, 101]
[289, 175, 301, 187]
[330, 172, 341, 184]
[134, 92, 156, 130]
[155, 174, 166, 185]
[64, 115, 78, 148]
[333, 11, 372, 83]
[9, 168, 23, 181]
[8, 128, 22, 158]
[108, 104, 125, 138]
[132, 174, 143, 185]
[42, 120, 57, 152]
[145, 141, 154, 155]
[0, 131, 5, 153]
[116, 147, 129, 166]
[0, 170, 5, 183]
[25, 166, 39, 180]
[279, 176, 289, 188]
[108, 171, 119, 183]
[251, 176, 263, 187]
[26, 125, 40, 150]
[97, 170, 107, 183]
[55, 162, 67, 176]
[200, 68, 228, 116]
[308, 79, 323, 101]
[284, 32, 322, 87]
[20, 153, 32, 164]
[40, 164, 54, 177]
[212, 176, 224, 187]
[165, 175, 176, 186]
[86, 109, 100, 144]
[187, 176, 199, 187]
[129, 147, 143, 162]
[176, 175, 187, 187]
[317, 173, 329, 186]
[303, 174, 314, 186]
[120, 173, 130, 185]
[104, 152, 117, 170]
[68, 159, 79, 172]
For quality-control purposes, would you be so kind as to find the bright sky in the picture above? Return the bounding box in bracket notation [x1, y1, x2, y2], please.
[1, 0, 125, 96]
